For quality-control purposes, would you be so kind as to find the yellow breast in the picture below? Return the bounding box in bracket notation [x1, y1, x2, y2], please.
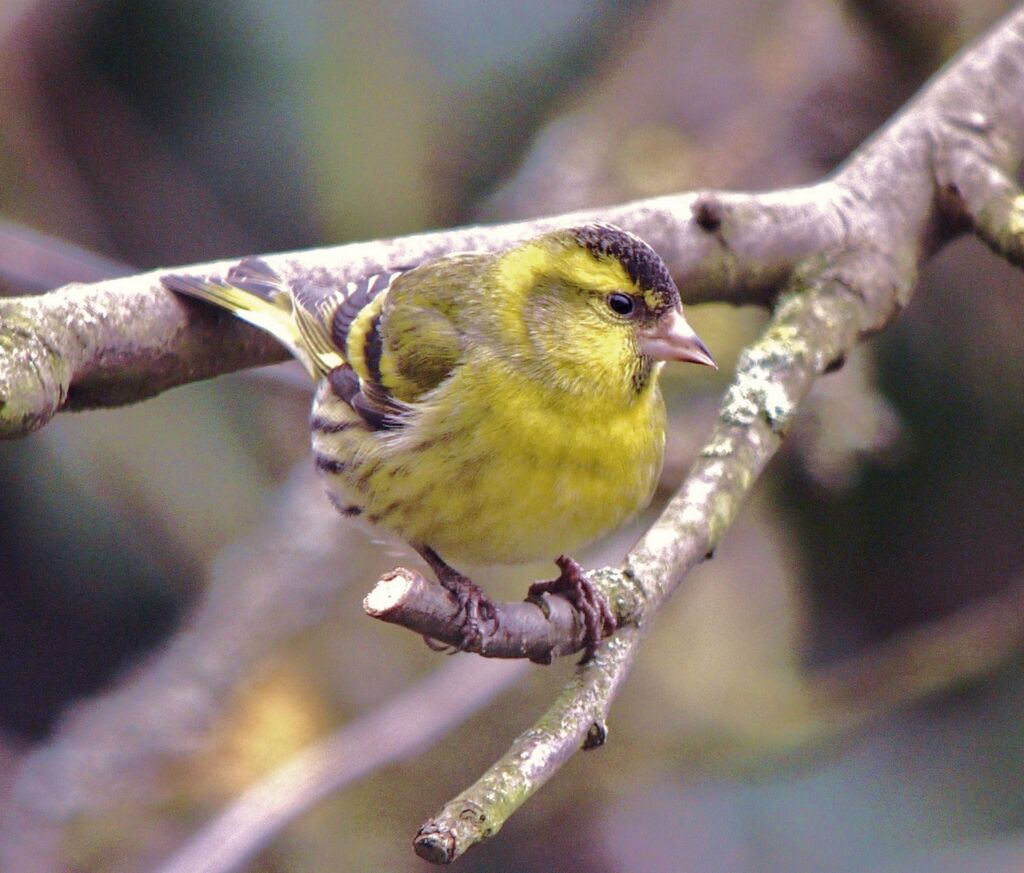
[323, 358, 666, 566]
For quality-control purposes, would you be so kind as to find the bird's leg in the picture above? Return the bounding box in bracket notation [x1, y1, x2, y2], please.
[416, 546, 499, 650]
[527, 554, 616, 659]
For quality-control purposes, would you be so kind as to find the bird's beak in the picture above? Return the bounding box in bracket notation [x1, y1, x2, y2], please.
[639, 308, 717, 368]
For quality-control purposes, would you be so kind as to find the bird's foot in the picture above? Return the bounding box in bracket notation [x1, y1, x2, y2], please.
[418, 547, 499, 651]
[527, 554, 616, 659]
[443, 573, 499, 651]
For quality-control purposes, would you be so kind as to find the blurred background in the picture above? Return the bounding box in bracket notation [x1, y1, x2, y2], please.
[1, 0, 1024, 871]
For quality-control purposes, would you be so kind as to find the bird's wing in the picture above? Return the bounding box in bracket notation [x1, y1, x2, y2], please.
[162, 257, 406, 386]
[163, 257, 464, 428]
[302, 261, 471, 417]
[290, 268, 406, 377]
[369, 254, 492, 404]
[291, 267, 420, 430]
[375, 299, 464, 402]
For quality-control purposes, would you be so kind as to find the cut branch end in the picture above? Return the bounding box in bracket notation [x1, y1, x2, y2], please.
[363, 566, 598, 661]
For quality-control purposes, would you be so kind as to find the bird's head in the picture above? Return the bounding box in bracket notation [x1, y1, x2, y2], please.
[492, 222, 715, 402]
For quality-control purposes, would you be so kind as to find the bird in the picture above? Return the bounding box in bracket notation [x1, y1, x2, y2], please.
[161, 223, 715, 654]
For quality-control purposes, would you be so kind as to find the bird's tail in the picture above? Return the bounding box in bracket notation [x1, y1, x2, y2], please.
[161, 258, 314, 374]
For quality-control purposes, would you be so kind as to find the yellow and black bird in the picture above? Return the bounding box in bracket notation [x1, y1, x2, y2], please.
[161, 223, 715, 650]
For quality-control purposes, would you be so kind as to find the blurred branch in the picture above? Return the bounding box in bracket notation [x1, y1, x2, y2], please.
[810, 575, 1024, 726]
[0, 218, 131, 293]
[0, 465, 367, 873]
[845, 0, 959, 71]
[481, 0, 959, 222]
[153, 656, 529, 873]
[0, 0, 260, 265]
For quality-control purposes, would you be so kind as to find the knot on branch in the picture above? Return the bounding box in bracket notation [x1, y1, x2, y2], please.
[692, 194, 725, 232]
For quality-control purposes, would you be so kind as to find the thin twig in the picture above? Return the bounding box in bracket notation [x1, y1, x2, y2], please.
[414, 628, 640, 863]
[364, 568, 596, 662]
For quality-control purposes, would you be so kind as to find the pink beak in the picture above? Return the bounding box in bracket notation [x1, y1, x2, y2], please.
[639, 308, 717, 368]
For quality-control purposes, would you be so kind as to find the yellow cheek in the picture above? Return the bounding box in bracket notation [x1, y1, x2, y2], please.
[556, 314, 636, 387]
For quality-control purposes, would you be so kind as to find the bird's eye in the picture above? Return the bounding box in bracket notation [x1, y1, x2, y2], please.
[607, 292, 636, 316]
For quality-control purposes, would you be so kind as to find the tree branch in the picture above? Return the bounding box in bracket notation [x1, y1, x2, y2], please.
[414, 626, 641, 863]
[364, 568, 602, 662]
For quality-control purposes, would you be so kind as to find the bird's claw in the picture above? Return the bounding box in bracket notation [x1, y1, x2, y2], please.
[449, 576, 499, 651]
[527, 554, 616, 659]
[422, 584, 498, 651]
[417, 546, 500, 652]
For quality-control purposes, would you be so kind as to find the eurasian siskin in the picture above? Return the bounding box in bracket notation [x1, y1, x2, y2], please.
[161, 223, 715, 650]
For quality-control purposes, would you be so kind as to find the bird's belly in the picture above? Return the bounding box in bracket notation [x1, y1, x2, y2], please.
[310, 379, 665, 567]
[416, 446, 652, 565]
[362, 394, 663, 566]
